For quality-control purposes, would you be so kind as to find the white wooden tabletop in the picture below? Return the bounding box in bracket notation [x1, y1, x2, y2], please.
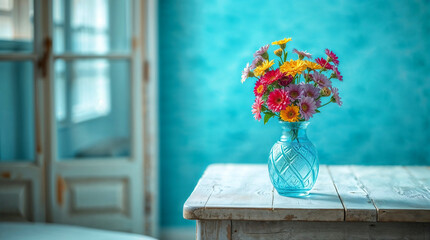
[183, 164, 430, 222]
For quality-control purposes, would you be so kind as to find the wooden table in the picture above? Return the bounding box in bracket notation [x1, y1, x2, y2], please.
[183, 164, 430, 240]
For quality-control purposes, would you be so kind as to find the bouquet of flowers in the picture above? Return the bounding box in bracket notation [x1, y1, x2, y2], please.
[241, 37, 343, 124]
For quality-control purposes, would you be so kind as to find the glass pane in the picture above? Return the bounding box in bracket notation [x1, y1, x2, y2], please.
[55, 59, 131, 159]
[0, 61, 35, 162]
[53, 0, 131, 54]
[0, 0, 33, 52]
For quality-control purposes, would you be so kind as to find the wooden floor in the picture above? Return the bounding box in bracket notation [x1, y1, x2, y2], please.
[184, 164, 430, 239]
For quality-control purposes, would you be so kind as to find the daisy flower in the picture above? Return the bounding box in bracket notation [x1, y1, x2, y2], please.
[272, 37, 292, 46]
[252, 96, 264, 121]
[261, 69, 284, 85]
[332, 66, 343, 81]
[299, 97, 317, 120]
[254, 60, 274, 77]
[286, 84, 302, 100]
[280, 105, 300, 122]
[267, 89, 290, 112]
[311, 72, 332, 88]
[253, 79, 266, 97]
[303, 60, 322, 70]
[315, 57, 333, 70]
[278, 75, 293, 87]
[250, 55, 264, 69]
[241, 63, 251, 83]
[302, 84, 320, 99]
[280, 59, 307, 76]
[253, 44, 270, 57]
[325, 49, 339, 65]
[331, 87, 342, 106]
[293, 49, 312, 59]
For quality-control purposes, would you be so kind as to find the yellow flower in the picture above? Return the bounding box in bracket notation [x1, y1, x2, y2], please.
[303, 60, 322, 70]
[280, 105, 300, 122]
[254, 60, 274, 77]
[274, 48, 283, 57]
[272, 38, 292, 46]
[280, 59, 307, 76]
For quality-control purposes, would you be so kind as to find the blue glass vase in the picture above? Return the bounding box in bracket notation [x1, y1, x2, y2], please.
[268, 121, 319, 196]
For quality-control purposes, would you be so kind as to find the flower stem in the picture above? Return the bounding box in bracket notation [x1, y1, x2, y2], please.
[318, 101, 331, 109]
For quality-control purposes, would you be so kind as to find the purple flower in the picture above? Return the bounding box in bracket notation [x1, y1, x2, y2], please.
[253, 44, 270, 57]
[311, 72, 332, 88]
[293, 49, 312, 59]
[299, 97, 317, 120]
[302, 84, 320, 99]
[241, 63, 251, 83]
[250, 55, 264, 69]
[286, 84, 302, 100]
[331, 87, 342, 106]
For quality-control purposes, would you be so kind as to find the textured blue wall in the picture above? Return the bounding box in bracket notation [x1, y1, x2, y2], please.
[159, 0, 430, 227]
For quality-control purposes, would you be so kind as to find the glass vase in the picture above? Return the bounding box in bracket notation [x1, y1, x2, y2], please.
[268, 121, 319, 197]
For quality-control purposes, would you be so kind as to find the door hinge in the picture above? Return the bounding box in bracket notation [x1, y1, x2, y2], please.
[144, 60, 150, 83]
[37, 37, 52, 78]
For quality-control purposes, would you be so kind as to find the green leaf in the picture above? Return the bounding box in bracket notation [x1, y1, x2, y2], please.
[263, 112, 276, 124]
[315, 109, 321, 113]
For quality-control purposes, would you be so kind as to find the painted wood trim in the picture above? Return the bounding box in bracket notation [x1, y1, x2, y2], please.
[141, 0, 159, 237]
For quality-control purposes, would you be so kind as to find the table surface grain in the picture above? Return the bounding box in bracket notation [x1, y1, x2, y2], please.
[183, 164, 430, 222]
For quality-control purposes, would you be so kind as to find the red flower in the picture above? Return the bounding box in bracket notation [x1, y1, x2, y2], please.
[267, 89, 290, 112]
[253, 79, 266, 97]
[325, 49, 339, 65]
[261, 69, 285, 85]
[315, 57, 333, 70]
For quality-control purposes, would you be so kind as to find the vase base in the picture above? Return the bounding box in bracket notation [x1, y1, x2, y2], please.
[276, 190, 310, 197]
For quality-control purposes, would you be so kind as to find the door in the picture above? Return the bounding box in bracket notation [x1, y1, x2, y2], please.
[0, 0, 45, 222]
[46, 0, 145, 233]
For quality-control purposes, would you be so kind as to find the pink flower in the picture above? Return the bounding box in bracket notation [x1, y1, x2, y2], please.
[286, 84, 302, 100]
[261, 69, 284, 85]
[311, 72, 332, 88]
[331, 87, 342, 106]
[293, 49, 312, 59]
[302, 84, 320, 99]
[299, 97, 317, 120]
[325, 49, 339, 65]
[253, 79, 266, 97]
[332, 66, 343, 81]
[252, 96, 264, 121]
[267, 89, 290, 112]
[315, 57, 333, 70]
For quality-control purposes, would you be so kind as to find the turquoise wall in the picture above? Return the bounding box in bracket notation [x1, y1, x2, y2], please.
[159, 0, 430, 227]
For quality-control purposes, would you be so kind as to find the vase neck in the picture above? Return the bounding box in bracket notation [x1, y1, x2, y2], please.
[280, 121, 310, 143]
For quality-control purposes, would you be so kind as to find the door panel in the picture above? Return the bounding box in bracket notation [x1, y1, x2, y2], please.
[49, 0, 143, 233]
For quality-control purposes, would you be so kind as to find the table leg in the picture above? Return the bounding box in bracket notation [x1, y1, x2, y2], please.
[196, 220, 231, 240]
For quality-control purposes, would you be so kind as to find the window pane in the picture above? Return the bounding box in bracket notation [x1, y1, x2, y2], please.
[55, 59, 131, 159]
[53, 0, 131, 54]
[0, 0, 33, 52]
[0, 61, 35, 162]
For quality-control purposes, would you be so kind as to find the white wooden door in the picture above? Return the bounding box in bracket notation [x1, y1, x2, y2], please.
[44, 0, 145, 233]
[0, 0, 46, 222]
